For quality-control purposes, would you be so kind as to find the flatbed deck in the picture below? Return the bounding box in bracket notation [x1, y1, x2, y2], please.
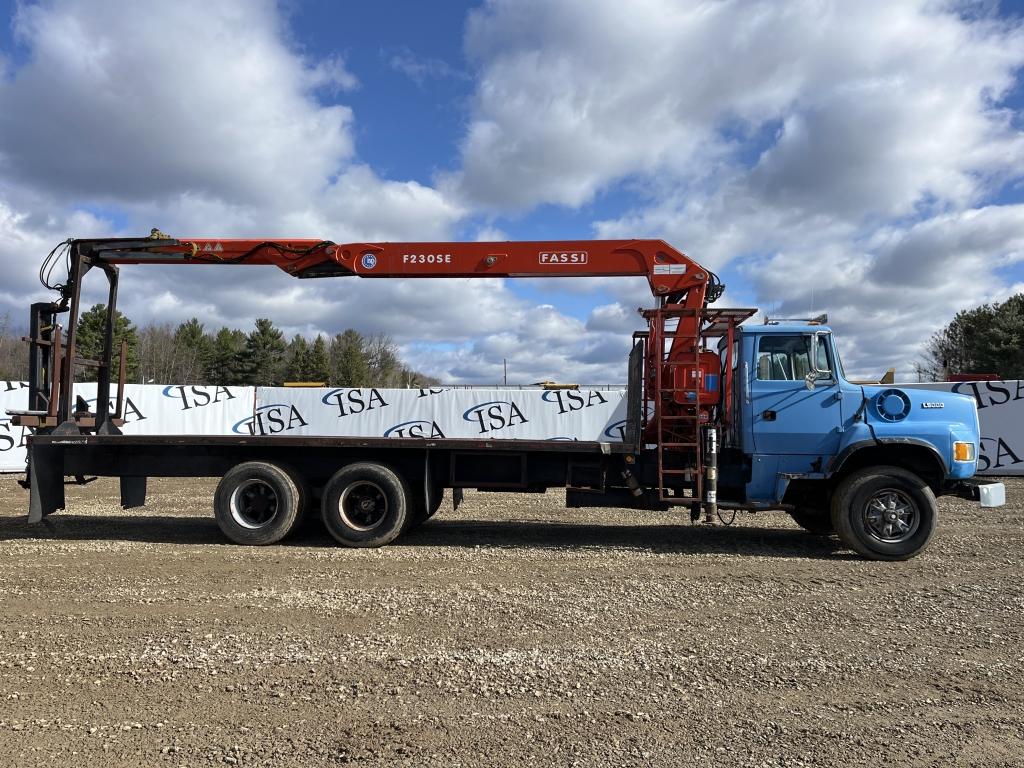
[25, 432, 641, 524]
[32, 434, 631, 453]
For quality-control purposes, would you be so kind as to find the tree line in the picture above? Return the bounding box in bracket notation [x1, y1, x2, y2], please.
[0, 305, 440, 388]
[918, 294, 1024, 381]
[0, 314, 21, 381]
[6, 293, 1024, 386]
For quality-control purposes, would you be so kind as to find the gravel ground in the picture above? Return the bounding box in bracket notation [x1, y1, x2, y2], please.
[0, 475, 1022, 767]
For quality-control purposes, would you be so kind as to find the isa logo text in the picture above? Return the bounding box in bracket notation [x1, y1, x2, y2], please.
[162, 385, 236, 411]
[463, 400, 529, 434]
[542, 389, 608, 414]
[384, 420, 446, 438]
[233, 404, 307, 436]
[321, 388, 390, 418]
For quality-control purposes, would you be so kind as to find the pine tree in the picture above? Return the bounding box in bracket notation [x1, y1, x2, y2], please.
[307, 335, 331, 384]
[206, 327, 247, 385]
[242, 318, 287, 386]
[329, 329, 370, 386]
[74, 303, 139, 382]
[979, 294, 1024, 378]
[920, 294, 1024, 380]
[0, 312, 24, 381]
[283, 335, 310, 382]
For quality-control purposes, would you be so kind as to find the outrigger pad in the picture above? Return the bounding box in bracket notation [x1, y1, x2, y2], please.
[120, 476, 147, 509]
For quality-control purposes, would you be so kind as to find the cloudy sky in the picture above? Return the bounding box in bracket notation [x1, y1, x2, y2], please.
[1, 0, 1022, 384]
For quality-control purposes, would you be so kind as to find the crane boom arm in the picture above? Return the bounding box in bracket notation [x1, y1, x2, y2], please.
[19, 232, 747, 482]
[77, 235, 717, 299]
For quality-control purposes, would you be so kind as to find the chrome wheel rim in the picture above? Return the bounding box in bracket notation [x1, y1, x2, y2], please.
[230, 479, 280, 529]
[339, 482, 388, 531]
[863, 488, 919, 543]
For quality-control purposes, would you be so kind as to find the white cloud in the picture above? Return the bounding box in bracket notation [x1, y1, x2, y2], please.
[386, 47, 467, 86]
[454, 0, 1024, 214]
[0, 0, 465, 229]
[0, 0, 468, 364]
[474, 225, 508, 241]
[2, 0, 1024, 385]
[586, 303, 634, 333]
[403, 323, 633, 385]
[0, 200, 113, 315]
[0, 0, 355, 206]
[450, 0, 1024, 378]
[732, 205, 1024, 376]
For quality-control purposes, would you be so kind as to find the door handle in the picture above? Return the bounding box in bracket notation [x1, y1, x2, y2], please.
[761, 410, 777, 421]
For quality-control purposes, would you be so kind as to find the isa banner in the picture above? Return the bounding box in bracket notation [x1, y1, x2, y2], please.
[905, 380, 1024, 476]
[0, 383, 628, 472]
[4, 380, 1019, 477]
[0, 381, 31, 473]
[250, 386, 629, 442]
[0, 382, 256, 473]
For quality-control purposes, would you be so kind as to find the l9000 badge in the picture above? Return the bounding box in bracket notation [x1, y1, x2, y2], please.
[921, 402, 945, 409]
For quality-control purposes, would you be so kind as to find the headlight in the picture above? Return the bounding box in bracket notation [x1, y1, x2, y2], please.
[953, 441, 976, 462]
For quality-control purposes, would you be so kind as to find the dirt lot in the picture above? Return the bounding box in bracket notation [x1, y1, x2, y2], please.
[0, 476, 1022, 767]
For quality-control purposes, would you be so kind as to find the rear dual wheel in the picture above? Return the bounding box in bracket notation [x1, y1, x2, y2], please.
[321, 462, 410, 548]
[214, 461, 306, 545]
[407, 490, 444, 530]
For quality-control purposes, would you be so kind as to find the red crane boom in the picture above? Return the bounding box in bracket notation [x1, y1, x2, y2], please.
[23, 232, 752, 505]
[93, 235, 712, 297]
[86, 233, 720, 366]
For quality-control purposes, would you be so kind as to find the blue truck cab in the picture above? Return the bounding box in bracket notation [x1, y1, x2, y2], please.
[719, 321, 1005, 560]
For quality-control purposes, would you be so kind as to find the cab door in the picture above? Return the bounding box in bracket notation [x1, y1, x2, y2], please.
[750, 333, 843, 456]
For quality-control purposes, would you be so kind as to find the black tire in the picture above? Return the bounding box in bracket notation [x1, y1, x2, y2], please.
[830, 466, 937, 561]
[277, 463, 308, 523]
[406, 490, 445, 531]
[214, 461, 303, 545]
[321, 462, 409, 547]
[788, 508, 834, 535]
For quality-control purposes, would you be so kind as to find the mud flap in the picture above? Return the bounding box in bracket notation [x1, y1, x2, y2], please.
[120, 476, 147, 509]
[422, 451, 438, 514]
[28, 444, 65, 523]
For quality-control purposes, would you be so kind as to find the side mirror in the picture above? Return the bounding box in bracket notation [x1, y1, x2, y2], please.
[808, 332, 833, 387]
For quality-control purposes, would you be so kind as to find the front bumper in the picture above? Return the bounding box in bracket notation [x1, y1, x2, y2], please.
[947, 480, 1006, 508]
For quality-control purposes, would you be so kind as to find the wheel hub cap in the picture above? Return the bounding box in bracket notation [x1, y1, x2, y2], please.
[339, 482, 388, 532]
[863, 489, 919, 543]
[230, 480, 280, 530]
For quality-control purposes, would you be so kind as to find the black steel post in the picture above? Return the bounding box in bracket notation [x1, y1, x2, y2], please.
[95, 265, 119, 427]
[56, 248, 87, 426]
[26, 303, 51, 413]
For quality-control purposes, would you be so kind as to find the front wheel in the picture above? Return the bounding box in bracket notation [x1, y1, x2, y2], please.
[830, 466, 937, 561]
